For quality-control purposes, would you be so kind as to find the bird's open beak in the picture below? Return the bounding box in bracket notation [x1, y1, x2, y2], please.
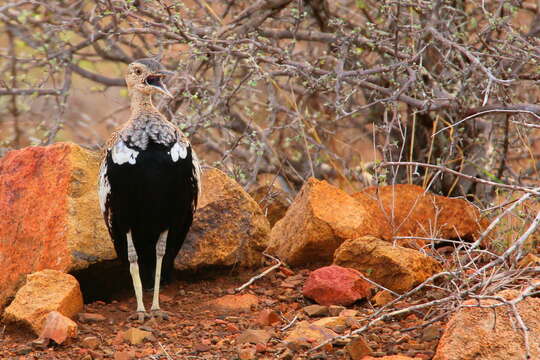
[145, 71, 174, 98]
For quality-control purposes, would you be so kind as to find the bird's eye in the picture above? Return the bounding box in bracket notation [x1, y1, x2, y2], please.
[135, 69, 142, 75]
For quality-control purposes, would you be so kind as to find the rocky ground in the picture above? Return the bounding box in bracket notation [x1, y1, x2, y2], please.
[0, 264, 444, 360]
[1, 143, 539, 360]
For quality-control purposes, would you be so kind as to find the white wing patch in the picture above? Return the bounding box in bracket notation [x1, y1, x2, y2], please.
[169, 142, 187, 162]
[112, 140, 139, 165]
[98, 161, 110, 214]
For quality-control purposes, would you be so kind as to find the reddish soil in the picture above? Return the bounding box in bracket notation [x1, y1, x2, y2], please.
[0, 264, 442, 360]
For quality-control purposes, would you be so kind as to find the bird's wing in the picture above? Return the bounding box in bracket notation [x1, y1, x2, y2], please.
[98, 154, 113, 234]
[171, 130, 202, 211]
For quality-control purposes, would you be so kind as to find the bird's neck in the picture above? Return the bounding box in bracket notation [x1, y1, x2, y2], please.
[129, 91, 158, 117]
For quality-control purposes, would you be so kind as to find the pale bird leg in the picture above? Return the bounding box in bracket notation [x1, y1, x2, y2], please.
[151, 230, 169, 320]
[127, 231, 149, 322]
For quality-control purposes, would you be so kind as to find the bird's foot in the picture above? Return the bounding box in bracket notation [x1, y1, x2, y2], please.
[128, 311, 151, 323]
[151, 309, 170, 321]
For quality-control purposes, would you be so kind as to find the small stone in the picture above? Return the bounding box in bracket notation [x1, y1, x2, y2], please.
[123, 327, 152, 345]
[346, 336, 372, 359]
[255, 343, 267, 353]
[114, 351, 135, 360]
[421, 325, 441, 341]
[31, 337, 49, 350]
[372, 290, 395, 307]
[256, 308, 281, 326]
[39, 311, 78, 344]
[303, 304, 329, 317]
[328, 305, 346, 316]
[237, 329, 272, 345]
[238, 344, 257, 360]
[312, 317, 347, 330]
[15, 346, 32, 355]
[284, 321, 337, 348]
[78, 313, 107, 323]
[194, 343, 211, 352]
[339, 309, 358, 317]
[81, 336, 100, 349]
[209, 294, 259, 314]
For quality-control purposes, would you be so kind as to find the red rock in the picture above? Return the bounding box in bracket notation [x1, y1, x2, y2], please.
[302, 265, 373, 306]
[346, 336, 371, 359]
[236, 329, 272, 344]
[352, 184, 487, 247]
[237, 344, 257, 360]
[175, 168, 270, 270]
[3, 269, 83, 334]
[255, 343, 266, 353]
[39, 311, 78, 344]
[0, 143, 115, 309]
[334, 236, 442, 293]
[256, 309, 281, 326]
[267, 178, 380, 266]
[209, 294, 258, 314]
[433, 290, 540, 360]
[78, 313, 106, 323]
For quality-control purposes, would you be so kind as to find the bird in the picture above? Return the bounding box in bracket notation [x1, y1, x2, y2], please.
[98, 58, 201, 322]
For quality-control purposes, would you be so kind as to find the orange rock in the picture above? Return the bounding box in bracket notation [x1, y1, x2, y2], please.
[175, 168, 270, 270]
[346, 336, 371, 359]
[208, 294, 259, 314]
[433, 292, 540, 360]
[352, 184, 486, 246]
[372, 290, 395, 307]
[3, 269, 83, 334]
[284, 320, 337, 348]
[0, 142, 115, 309]
[267, 178, 380, 266]
[39, 311, 78, 344]
[256, 308, 281, 326]
[334, 236, 442, 293]
[249, 184, 291, 226]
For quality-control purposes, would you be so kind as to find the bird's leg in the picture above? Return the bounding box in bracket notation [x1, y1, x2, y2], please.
[126, 231, 150, 323]
[151, 230, 169, 320]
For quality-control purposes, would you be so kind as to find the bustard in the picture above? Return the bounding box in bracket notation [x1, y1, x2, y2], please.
[98, 59, 201, 321]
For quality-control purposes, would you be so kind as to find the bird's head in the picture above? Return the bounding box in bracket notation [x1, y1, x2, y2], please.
[125, 58, 174, 98]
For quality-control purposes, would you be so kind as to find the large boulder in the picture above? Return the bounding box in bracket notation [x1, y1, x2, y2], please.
[353, 184, 486, 246]
[175, 168, 270, 270]
[302, 265, 372, 306]
[267, 178, 380, 266]
[334, 236, 442, 293]
[3, 269, 83, 335]
[0, 143, 114, 309]
[433, 290, 540, 360]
